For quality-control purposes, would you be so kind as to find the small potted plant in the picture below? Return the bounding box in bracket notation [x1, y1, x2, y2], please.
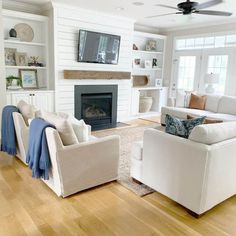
[6, 75, 22, 90]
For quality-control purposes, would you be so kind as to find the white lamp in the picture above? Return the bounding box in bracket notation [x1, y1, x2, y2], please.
[204, 73, 219, 94]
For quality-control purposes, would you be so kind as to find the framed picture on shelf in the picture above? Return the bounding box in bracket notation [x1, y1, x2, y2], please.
[15, 52, 28, 66]
[19, 69, 38, 89]
[133, 58, 141, 68]
[146, 40, 157, 51]
[144, 60, 152, 69]
[5, 48, 17, 65]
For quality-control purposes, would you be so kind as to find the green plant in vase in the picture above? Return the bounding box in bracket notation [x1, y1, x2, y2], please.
[6, 75, 22, 89]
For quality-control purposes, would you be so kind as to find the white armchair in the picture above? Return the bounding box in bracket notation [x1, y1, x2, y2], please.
[12, 112, 120, 197]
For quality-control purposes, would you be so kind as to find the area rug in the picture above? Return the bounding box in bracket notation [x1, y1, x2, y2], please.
[94, 124, 158, 196]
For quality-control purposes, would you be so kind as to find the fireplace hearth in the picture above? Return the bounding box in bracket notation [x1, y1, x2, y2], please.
[74, 85, 118, 130]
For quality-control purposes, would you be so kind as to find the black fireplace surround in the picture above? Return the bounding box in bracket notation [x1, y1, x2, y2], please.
[74, 85, 118, 130]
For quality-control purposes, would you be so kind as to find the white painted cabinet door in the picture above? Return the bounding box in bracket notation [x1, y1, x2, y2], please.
[7, 91, 54, 112]
[32, 92, 54, 112]
[11, 93, 32, 105]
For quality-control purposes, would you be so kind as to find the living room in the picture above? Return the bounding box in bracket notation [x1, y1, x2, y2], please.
[1, 0, 236, 235]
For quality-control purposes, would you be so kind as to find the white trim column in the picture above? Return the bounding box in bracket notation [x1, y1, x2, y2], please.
[0, 0, 7, 141]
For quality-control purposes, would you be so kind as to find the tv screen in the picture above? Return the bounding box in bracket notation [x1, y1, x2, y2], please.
[78, 30, 121, 65]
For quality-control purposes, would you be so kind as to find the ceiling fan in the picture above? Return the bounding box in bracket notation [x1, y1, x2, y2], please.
[146, 0, 232, 18]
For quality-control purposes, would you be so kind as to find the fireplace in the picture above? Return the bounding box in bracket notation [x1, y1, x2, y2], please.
[74, 85, 118, 130]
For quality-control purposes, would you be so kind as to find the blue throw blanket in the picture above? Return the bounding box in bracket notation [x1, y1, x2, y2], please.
[26, 118, 55, 180]
[1, 105, 19, 155]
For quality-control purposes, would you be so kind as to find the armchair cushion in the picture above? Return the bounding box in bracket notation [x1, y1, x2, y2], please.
[42, 111, 78, 146]
[69, 117, 89, 142]
[17, 100, 36, 125]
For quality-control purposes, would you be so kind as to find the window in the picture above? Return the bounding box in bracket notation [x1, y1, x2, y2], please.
[177, 56, 196, 91]
[207, 55, 228, 94]
[176, 34, 236, 50]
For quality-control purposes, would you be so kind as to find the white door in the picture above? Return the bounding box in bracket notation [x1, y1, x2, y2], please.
[199, 49, 233, 94]
[171, 52, 201, 96]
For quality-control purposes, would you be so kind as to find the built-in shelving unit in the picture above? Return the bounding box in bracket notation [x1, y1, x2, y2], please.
[131, 31, 168, 117]
[132, 31, 166, 86]
[3, 9, 50, 90]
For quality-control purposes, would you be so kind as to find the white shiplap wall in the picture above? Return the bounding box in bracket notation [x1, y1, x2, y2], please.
[53, 4, 134, 121]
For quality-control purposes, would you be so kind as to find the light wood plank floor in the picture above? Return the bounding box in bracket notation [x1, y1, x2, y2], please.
[0, 119, 236, 236]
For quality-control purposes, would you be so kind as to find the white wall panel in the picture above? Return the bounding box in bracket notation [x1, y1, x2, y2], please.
[54, 5, 134, 121]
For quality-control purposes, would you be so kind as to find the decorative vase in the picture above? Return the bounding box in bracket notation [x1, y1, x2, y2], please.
[139, 96, 153, 113]
[9, 28, 17, 38]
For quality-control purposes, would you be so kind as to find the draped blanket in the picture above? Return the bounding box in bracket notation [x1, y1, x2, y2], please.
[1, 105, 19, 155]
[26, 118, 55, 180]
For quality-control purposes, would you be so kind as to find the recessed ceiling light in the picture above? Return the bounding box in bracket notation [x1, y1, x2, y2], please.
[116, 7, 125, 11]
[133, 2, 144, 6]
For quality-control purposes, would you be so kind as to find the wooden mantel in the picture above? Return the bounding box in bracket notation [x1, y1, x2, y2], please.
[64, 70, 131, 80]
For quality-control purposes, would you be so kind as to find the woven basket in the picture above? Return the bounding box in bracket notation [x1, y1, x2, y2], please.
[139, 96, 153, 113]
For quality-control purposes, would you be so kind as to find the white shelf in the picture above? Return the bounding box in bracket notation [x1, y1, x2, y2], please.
[5, 66, 47, 70]
[4, 40, 46, 47]
[133, 50, 163, 55]
[132, 67, 162, 71]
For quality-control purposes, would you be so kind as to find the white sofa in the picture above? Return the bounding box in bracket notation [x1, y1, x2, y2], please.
[161, 94, 236, 125]
[130, 123, 236, 215]
[12, 112, 120, 197]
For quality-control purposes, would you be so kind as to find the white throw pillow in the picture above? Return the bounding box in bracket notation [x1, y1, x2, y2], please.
[17, 100, 36, 126]
[41, 111, 79, 146]
[69, 116, 89, 142]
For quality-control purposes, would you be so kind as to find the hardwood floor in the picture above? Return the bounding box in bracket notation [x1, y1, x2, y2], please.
[0, 119, 236, 236]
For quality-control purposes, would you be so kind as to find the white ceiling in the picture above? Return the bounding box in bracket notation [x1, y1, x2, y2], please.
[12, 0, 236, 30]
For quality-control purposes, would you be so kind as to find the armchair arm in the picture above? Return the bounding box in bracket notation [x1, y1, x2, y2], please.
[12, 112, 29, 163]
[45, 127, 120, 197]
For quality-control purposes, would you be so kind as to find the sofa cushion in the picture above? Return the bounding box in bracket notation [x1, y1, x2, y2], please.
[205, 94, 221, 112]
[42, 111, 78, 146]
[17, 100, 36, 125]
[206, 113, 236, 122]
[218, 96, 236, 115]
[187, 115, 223, 124]
[161, 106, 212, 120]
[189, 122, 236, 145]
[165, 114, 205, 138]
[189, 93, 207, 110]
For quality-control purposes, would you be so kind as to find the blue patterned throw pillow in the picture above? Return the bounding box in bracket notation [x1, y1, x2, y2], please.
[165, 114, 206, 138]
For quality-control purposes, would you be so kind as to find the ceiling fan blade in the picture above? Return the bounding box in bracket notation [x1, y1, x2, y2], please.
[155, 4, 179, 10]
[145, 12, 179, 19]
[195, 0, 222, 10]
[194, 10, 232, 16]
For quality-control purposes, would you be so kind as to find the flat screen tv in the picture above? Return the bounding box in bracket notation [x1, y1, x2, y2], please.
[78, 30, 121, 65]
